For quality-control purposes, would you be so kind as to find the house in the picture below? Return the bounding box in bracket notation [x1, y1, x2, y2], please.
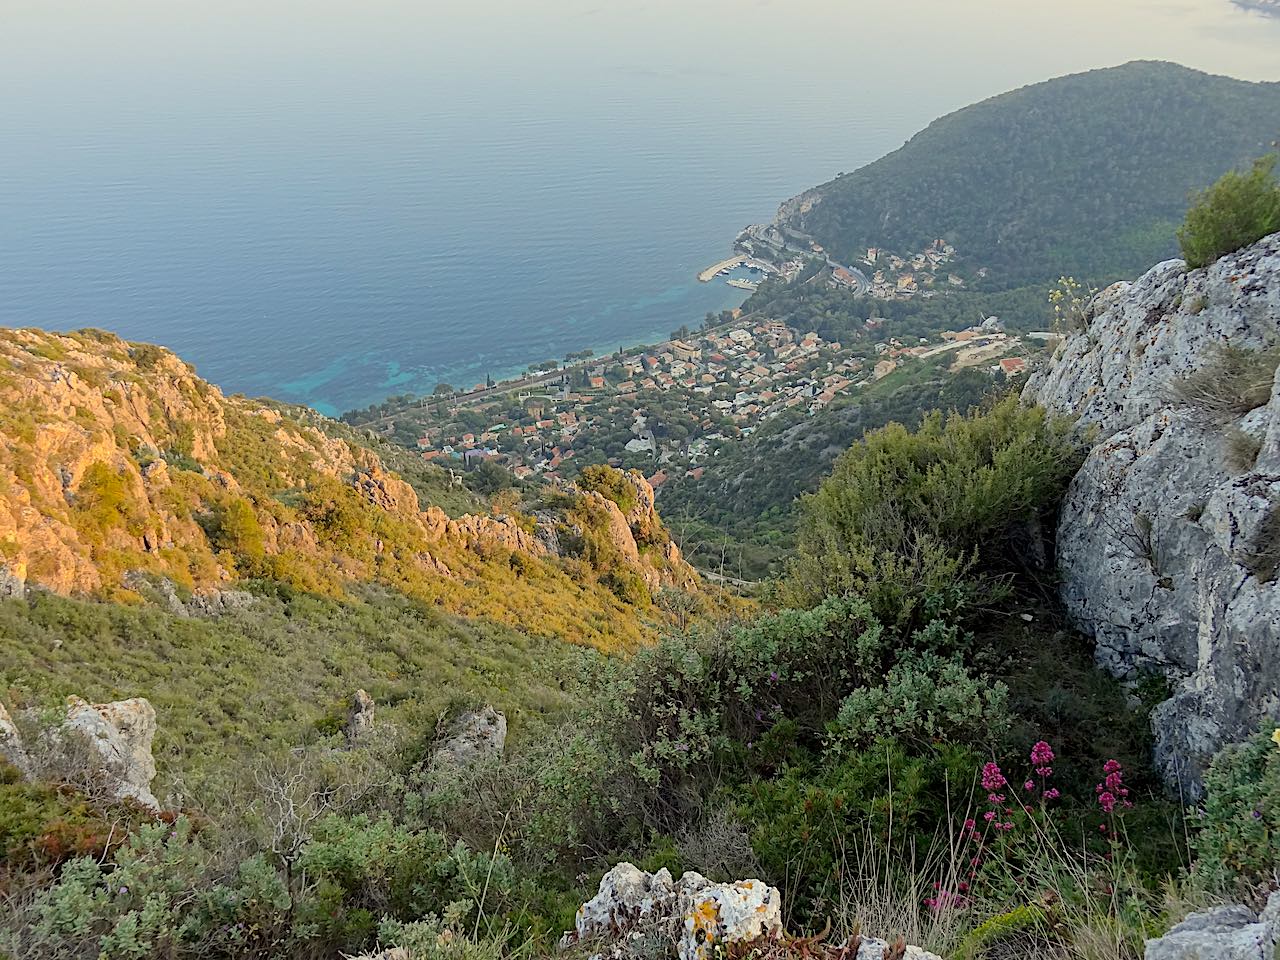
[999, 357, 1028, 377]
[588, 376, 606, 390]
[873, 359, 898, 381]
[670, 339, 701, 363]
[832, 267, 858, 287]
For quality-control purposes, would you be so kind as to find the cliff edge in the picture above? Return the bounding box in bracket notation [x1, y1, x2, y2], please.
[1024, 232, 1280, 794]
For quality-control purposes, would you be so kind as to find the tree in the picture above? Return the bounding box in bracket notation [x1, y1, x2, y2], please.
[433, 382, 455, 396]
[466, 459, 513, 495]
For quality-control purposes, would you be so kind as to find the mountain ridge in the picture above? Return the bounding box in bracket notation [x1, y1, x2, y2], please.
[753, 60, 1280, 286]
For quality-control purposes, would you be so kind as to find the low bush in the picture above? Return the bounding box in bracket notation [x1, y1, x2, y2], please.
[1177, 154, 1280, 269]
[1191, 729, 1280, 900]
[735, 742, 982, 925]
[831, 650, 1010, 753]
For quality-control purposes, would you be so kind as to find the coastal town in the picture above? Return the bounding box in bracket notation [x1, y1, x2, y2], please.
[345, 298, 1040, 491]
[735, 223, 970, 301]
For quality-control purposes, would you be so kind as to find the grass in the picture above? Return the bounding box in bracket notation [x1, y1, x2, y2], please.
[1170, 344, 1280, 423]
[0, 587, 600, 802]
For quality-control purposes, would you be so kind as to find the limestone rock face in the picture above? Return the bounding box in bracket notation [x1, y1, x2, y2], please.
[185, 588, 255, 617]
[62, 696, 160, 810]
[566, 863, 782, 960]
[1024, 232, 1280, 794]
[434, 706, 506, 767]
[1145, 892, 1280, 959]
[345, 689, 376, 743]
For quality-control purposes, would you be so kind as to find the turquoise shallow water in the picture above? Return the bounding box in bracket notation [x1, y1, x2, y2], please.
[2, 1, 1277, 415]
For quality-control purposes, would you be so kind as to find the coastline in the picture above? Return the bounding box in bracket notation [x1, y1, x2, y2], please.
[332, 266, 754, 417]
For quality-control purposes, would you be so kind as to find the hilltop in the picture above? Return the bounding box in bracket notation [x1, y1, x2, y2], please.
[747, 61, 1280, 287]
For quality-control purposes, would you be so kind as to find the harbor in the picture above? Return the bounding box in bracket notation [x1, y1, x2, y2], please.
[696, 255, 776, 287]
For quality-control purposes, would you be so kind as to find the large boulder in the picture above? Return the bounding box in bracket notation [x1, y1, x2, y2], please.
[1145, 892, 1280, 959]
[433, 706, 506, 767]
[1023, 232, 1280, 794]
[62, 696, 160, 810]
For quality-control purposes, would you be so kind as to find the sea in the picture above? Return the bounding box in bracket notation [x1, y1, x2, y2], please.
[2, 0, 1279, 415]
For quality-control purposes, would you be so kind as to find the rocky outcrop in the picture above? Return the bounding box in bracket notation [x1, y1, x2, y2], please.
[433, 706, 506, 767]
[565, 863, 782, 960]
[577, 470, 698, 593]
[185, 587, 255, 617]
[0, 701, 30, 774]
[1145, 892, 1280, 959]
[3, 694, 161, 809]
[0, 562, 25, 600]
[1024, 233, 1280, 793]
[62, 696, 160, 810]
[345, 689, 376, 743]
[0, 330, 695, 639]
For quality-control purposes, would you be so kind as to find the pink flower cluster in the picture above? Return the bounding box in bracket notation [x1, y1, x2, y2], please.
[925, 881, 970, 912]
[1024, 740, 1060, 802]
[978, 762, 1015, 831]
[1095, 759, 1132, 814]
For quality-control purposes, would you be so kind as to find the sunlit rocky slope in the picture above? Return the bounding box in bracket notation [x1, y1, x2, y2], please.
[0, 327, 695, 649]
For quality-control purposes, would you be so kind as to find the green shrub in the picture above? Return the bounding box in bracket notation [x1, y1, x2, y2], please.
[465, 460, 513, 495]
[782, 397, 1080, 626]
[576, 464, 637, 515]
[202, 497, 266, 564]
[606, 598, 887, 824]
[831, 647, 1011, 752]
[26, 818, 292, 959]
[735, 742, 982, 923]
[1177, 155, 1280, 269]
[0, 767, 132, 872]
[1191, 729, 1280, 898]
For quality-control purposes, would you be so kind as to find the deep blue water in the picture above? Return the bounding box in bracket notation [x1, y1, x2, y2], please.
[2, 1, 1278, 415]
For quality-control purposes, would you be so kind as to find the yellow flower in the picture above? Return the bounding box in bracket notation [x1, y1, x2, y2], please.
[1271, 728, 1280, 748]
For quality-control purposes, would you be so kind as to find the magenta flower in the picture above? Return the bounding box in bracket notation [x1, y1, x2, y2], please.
[1095, 759, 1133, 813]
[981, 762, 1007, 793]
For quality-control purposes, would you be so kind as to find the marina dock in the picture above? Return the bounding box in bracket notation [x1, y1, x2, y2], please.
[698, 255, 747, 282]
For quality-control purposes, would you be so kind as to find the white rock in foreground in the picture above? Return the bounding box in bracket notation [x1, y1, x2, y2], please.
[567, 862, 781, 960]
[852, 940, 942, 960]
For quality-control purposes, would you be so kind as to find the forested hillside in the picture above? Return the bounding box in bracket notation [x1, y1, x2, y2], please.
[772, 61, 1280, 285]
